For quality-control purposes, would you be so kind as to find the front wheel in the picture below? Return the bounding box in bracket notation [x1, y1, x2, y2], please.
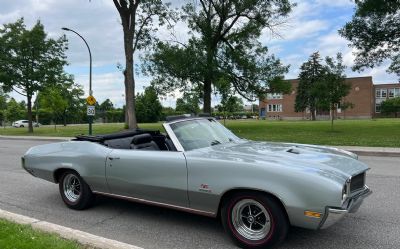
[59, 171, 94, 210]
[221, 192, 289, 249]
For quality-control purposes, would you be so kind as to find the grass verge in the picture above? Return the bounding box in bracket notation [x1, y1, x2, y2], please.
[0, 218, 84, 249]
[0, 119, 399, 147]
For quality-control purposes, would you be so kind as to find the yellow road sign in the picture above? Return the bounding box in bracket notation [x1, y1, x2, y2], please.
[86, 95, 96, 105]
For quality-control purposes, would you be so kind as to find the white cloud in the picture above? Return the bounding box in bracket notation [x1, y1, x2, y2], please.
[2, 0, 398, 108]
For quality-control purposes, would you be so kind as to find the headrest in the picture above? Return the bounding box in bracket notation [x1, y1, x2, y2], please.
[132, 133, 153, 145]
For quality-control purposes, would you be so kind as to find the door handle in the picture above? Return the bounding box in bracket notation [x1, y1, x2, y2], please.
[108, 157, 120, 160]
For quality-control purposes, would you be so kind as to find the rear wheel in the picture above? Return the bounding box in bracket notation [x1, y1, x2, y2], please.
[59, 171, 94, 210]
[221, 192, 289, 249]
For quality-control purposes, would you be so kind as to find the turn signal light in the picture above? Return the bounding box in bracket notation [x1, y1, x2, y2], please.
[304, 211, 322, 218]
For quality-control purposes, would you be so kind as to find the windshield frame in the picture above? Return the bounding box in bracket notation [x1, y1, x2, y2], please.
[163, 117, 239, 152]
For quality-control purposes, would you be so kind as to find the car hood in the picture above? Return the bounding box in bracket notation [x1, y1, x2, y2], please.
[195, 140, 369, 183]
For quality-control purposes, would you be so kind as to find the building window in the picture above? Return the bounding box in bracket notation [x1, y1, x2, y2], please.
[375, 103, 381, 113]
[267, 104, 282, 112]
[376, 89, 387, 98]
[395, 88, 400, 97]
[389, 88, 395, 98]
[267, 93, 283, 100]
[381, 89, 387, 98]
[376, 89, 381, 98]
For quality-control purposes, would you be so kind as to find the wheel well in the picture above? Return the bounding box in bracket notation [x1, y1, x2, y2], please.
[217, 189, 290, 224]
[53, 168, 78, 183]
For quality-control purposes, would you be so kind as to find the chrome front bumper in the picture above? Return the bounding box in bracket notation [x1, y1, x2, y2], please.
[319, 186, 372, 229]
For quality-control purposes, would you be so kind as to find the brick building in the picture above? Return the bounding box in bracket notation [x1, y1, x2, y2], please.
[259, 76, 400, 120]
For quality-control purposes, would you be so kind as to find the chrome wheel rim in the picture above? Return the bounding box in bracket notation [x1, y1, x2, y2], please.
[231, 199, 271, 241]
[63, 174, 81, 202]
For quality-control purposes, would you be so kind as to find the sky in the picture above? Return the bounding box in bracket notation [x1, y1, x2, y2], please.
[0, 0, 398, 108]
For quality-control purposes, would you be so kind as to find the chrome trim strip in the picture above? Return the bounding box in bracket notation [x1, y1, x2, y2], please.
[320, 185, 372, 229]
[93, 191, 216, 217]
[162, 117, 219, 152]
[319, 208, 348, 229]
[163, 123, 185, 152]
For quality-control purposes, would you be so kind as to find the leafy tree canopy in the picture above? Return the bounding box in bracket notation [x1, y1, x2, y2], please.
[381, 97, 400, 117]
[216, 95, 244, 113]
[0, 18, 68, 132]
[295, 52, 326, 120]
[175, 92, 201, 114]
[295, 52, 351, 124]
[5, 98, 26, 123]
[135, 86, 163, 123]
[143, 0, 294, 113]
[339, 0, 400, 78]
[99, 99, 115, 112]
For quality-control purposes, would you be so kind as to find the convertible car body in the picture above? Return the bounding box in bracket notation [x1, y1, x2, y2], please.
[22, 116, 371, 248]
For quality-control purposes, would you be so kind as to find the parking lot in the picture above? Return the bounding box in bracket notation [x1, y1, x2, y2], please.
[0, 138, 399, 249]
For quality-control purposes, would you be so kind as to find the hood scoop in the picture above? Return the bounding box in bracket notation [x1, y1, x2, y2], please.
[287, 148, 301, 154]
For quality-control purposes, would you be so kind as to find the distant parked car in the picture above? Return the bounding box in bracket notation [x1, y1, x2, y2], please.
[12, 120, 40, 128]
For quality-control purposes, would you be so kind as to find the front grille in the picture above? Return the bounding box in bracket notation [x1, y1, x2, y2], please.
[350, 172, 365, 192]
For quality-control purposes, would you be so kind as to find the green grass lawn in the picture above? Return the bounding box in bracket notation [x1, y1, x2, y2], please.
[1, 119, 399, 147]
[0, 219, 84, 249]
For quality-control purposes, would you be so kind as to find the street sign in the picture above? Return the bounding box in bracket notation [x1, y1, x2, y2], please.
[86, 95, 96, 106]
[87, 105, 95, 116]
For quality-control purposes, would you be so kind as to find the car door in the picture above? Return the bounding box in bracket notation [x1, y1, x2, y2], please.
[105, 149, 189, 208]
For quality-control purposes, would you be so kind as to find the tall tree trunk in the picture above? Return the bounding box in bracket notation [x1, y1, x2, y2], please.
[63, 110, 67, 126]
[203, 80, 212, 114]
[203, 44, 214, 114]
[27, 94, 33, 133]
[310, 107, 316, 121]
[331, 104, 334, 130]
[122, 24, 138, 129]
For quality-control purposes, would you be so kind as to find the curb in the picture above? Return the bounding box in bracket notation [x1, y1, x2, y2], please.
[335, 146, 400, 157]
[0, 209, 143, 249]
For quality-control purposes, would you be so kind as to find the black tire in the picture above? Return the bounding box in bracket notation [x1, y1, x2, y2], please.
[221, 191, 289, 249]
[59, 170, 94, 210]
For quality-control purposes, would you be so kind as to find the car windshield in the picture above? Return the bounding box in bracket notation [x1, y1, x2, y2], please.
[170, 118, 240, 151]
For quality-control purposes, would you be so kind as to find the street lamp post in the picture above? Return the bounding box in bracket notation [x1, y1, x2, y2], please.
[62, 27, 93, 135]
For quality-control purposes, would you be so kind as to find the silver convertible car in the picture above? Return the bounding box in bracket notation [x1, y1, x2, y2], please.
[22, 116, 371, 248]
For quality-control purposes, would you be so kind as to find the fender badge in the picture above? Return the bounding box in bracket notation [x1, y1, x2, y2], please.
[199, 184, 212, 193]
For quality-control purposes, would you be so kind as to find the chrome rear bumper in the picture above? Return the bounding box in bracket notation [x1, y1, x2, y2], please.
[319, 186, 372, 229]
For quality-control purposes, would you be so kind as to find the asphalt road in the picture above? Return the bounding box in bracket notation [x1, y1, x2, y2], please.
[0, 139, 399, 249]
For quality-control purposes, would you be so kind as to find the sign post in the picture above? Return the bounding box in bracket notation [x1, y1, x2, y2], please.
[86, 96, 96, 135]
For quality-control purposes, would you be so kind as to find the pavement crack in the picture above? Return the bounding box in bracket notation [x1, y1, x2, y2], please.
[84, 211, 125, 229]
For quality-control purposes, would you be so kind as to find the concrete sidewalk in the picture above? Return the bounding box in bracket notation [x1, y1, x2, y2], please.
[1, 135, 399, 157]
[0, 209, 142, 249]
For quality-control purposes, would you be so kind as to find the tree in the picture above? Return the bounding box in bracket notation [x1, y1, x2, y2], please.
[316, 54, 351, 129]
[0, 89, 9, 125]
[175, 92, 201, 114]
[40, 87, 68, 130]
[144, 0, 293, 113]
[295, 52, 326, 120]
[339, 0, 400, 79]
[381, 97, 400, 117]
[99, 99, 115, 122]
[0, 18, 67, 132]
[111, 0, 171, 129]
[217, 95, 244, 114]
[5, 98, 25, 123]
[135, 86, 162, 123]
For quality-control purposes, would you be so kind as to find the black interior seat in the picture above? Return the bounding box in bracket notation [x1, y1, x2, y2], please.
[130, 133, 160, 150]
